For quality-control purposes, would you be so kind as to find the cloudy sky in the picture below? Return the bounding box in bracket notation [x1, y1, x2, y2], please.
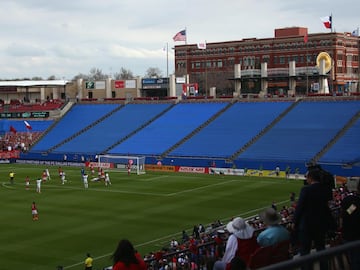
[0, 0, 358, 80]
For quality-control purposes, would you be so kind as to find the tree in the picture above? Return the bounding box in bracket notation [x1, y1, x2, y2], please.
[89, 67, 108, 80]
[47, 75, 57, 80]
[145, 67, 163, 78]
[114, 67, 134, 80]
[72, 73, 90, 81]
[72, 68, 109, 81]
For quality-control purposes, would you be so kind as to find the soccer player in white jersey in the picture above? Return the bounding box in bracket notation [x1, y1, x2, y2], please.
[105, 173, 111, 186]
[36, 178, 42, 193]
[83, 173, 89, 189]
[60, 171, 67, 184]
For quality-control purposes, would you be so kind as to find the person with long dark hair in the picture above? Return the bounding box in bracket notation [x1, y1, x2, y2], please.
[111, 239, 146, 270]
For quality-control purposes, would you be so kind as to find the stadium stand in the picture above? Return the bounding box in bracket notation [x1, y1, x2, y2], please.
[319, 117, 360, 166]
[0, 99, 64, 112]
[30, 103, 120, 152]
[0, 120, 54, 152]
[53, 103, 173, 154]
[108, 102, 229, 156]
[168, 101, 293, 158]
[233, 100, 360, 173]
[17, 98, 360, 176]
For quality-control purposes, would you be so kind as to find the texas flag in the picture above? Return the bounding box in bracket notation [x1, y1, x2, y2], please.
[197, 42, 207, 50]
[320, 16, 332, 29]
[24, 120, 32, 130]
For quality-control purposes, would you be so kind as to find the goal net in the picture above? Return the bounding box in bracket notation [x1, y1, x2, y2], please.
[97, 155, 146, 175]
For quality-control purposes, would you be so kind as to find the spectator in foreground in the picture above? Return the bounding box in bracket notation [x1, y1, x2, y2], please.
[292, 168, 335, 270]
[213, 217, 259, 270]
[111, 239, 146, 270]
[341, 180, 360, 270]
[257, 208, 290, 247]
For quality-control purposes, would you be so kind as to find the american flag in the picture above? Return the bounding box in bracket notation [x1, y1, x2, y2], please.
[173, 29, 186, 42]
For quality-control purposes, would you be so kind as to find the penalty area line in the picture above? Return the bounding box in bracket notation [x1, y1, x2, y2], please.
[1, 182, 16, 189]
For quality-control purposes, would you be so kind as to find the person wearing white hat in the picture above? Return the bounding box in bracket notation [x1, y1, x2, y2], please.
[213, 217, 259, 270]
[256, 208, 290, 247]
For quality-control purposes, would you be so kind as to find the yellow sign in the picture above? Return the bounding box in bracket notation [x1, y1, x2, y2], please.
[145, 165, 175, 172]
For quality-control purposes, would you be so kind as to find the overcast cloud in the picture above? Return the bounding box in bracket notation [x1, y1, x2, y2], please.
[0, 0, 358, 80]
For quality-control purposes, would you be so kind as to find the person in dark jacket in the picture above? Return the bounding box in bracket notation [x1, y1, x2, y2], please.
[341, 180, 360, 270]
[292, 168, 335, 270]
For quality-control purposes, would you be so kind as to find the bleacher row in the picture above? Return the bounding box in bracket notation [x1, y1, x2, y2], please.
[0, 99, 64, 112]
[0, 98, 359, 176]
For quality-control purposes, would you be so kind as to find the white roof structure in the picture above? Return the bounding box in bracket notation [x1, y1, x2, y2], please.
[0, 80, 69, 87]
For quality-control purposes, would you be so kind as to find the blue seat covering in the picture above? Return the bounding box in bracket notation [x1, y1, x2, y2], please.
[54, 103, 172, 154]
[169, 102, 293, 158]
[108, 102, 228, 155]
[319, 118, 360, 164]
[31, 104, 119, 151]
[238, 101, 360, 162]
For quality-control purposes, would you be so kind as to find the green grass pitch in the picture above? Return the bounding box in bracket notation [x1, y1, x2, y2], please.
[0, 164, 302, 270]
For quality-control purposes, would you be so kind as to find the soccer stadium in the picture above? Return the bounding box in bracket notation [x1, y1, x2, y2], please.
[0, 95, 359, 270]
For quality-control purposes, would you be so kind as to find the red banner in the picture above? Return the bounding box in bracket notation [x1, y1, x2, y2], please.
[0, 150, 20, 159]
[115, 80, 125, 89]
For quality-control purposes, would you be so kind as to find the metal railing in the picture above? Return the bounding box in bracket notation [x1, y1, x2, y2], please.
[260, 240, 359, 270]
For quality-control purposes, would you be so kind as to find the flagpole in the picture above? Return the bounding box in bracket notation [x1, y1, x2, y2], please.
[184, 27, 188, 82]
[331, 13, 333, 33]
[185, 27, 187, 45]
[166, 42, 169, 78]
[205, 40, 208, 96]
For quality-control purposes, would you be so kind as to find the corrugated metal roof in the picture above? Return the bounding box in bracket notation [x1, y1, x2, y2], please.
[0, 80, 68, 87]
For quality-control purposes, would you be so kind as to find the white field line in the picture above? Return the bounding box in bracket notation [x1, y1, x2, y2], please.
[138, 175, 170, 181]
[166, 179, 237, 196]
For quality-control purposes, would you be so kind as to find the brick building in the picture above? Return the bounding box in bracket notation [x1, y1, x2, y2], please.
[174, 27, 360, 97]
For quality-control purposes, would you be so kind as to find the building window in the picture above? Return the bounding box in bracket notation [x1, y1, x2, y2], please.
[279, 56, 285, 64]
[243, 57, 249, 67]
[228, 57, 235, 66]
[262, 55, 270, 63]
